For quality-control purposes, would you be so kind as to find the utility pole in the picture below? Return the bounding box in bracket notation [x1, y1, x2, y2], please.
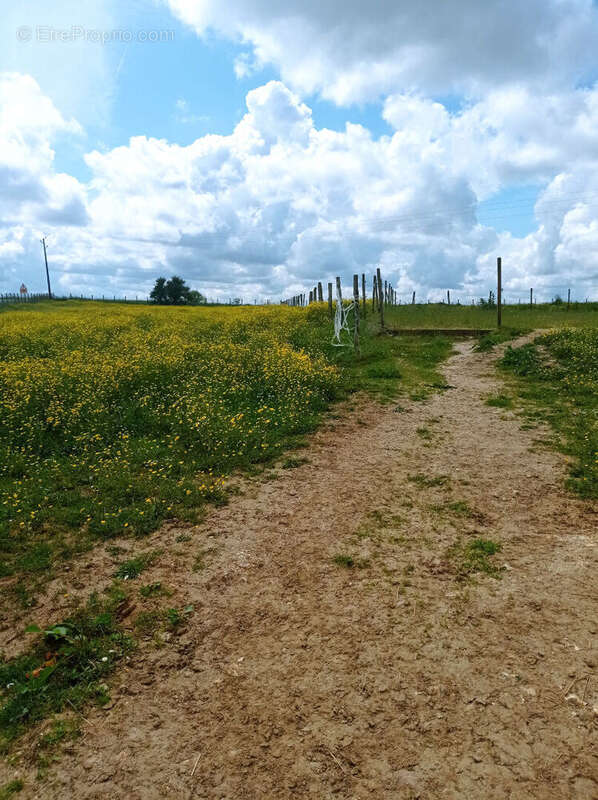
[41, 236, 52, 298]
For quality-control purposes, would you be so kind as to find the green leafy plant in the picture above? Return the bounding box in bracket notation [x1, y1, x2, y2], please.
[113, 551, 160, 580]
[0, 594, 132, 746]
[139, 581, 163, 598]
[0, 780, 24, 799]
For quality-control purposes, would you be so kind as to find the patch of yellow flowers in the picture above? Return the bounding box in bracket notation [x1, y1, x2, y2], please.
[0, 302, 340, 542]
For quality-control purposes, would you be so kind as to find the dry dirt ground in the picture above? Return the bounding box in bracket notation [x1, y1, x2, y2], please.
[2, 337, 598, 799]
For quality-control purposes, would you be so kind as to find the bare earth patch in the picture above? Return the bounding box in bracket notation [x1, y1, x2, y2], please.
[2, 337, 597, 799]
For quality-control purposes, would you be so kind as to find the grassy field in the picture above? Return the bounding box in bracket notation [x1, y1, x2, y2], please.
[0, 301, 453, 601]
[499, 328, 598, 499]
[2, 297, 597, 754]
[2, 298, 596, 598]
[0, 300, 455, 750]
[384, 301, 598, 330]
[0, 303, 337, 586]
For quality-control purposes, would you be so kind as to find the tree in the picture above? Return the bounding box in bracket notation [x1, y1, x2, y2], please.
[165, 276, 191, 305]
[150, 277, 168, 304]
[188, 290, 206, 305]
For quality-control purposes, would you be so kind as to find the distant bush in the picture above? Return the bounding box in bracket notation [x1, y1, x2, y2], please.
[150, 276, 205, 305]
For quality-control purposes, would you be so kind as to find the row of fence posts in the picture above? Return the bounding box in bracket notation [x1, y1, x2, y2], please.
[282, 270, 402, 314]
[282, 269, 400, 349]
[0, 293, 51, 304]
[282, 258, 591, 338]
[281, 261, 504, 340]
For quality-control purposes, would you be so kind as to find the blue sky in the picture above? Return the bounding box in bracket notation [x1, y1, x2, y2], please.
[1, 0, 598, 300]
[48, 4, 395, 180]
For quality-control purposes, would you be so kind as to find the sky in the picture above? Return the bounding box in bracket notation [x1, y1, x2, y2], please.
[2, 1, 598, 302]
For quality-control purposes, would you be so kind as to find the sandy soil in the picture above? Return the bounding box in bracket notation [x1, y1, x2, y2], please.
[2, 337, 597, 799]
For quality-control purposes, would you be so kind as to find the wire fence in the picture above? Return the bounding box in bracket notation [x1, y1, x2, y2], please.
[2, 281, 598, 309]
[282, 279, 598, 308]
[0, 293, 272, 306]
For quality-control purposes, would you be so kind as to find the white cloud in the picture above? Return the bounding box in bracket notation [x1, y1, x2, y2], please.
[166, 0, 598, 103]
[0, 73, 86, 229]
[383, 85, 598, 198]
[0, 0, 117, 126]
[3, 73, 598, 301]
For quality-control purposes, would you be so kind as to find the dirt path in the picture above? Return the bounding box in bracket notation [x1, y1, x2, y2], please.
[4, 338, 598, 799]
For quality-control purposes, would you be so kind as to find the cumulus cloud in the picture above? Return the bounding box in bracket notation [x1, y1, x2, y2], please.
[2, 72, 598, 301]
[0, 73, 87, 252]
[383, 85, 598, 197]
[166, 0, 598, 103]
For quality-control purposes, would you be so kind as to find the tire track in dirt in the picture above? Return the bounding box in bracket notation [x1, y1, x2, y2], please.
[3, 337, 598, 799]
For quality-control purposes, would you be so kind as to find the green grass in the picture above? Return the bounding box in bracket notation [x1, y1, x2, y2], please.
[431, 499, 478, 519]
[0, 302, 454, 605]
[35, 718, 82, 778]
[280, 455, 309, 469]
[0, 781, 23, 799]
[475, 327, 529, 352]
[134, 604, 194, 637]
[0, 301, 458, 748]
[384, 301, 598, 330]
[332, 553, 369, 569]
[450, 537, 503, 580]
[500, 329, 598, 498]
[113, 551, 160, 580]
[364, 363, 402, 379]
[335, 312, 454, 400]
[0, 580, 193, 747]
[333, 554, 356, 568]
[0, 591, 133, 748]
[485, 394, 514, 409]
[134, 609, 163, 637]
[38, 717, 80, 750]
[139, 581, 164, 598]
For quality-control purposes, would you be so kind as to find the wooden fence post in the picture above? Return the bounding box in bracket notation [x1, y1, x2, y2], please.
[318, 282, 323, 302]
[530, 287, 533, 308]
[373, 274, 378, 311]
[497, 257, 502, 328]
[353, 274, 360, 354]
[377, 267, 384, 329]
[328, 282, 333, 317]
[361, 273, 366, 317]
[567, 288, 571, 310]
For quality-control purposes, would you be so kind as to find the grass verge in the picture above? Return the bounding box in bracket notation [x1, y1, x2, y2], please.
[500, 329, 598, 498]
[0, 589, 132, 750]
